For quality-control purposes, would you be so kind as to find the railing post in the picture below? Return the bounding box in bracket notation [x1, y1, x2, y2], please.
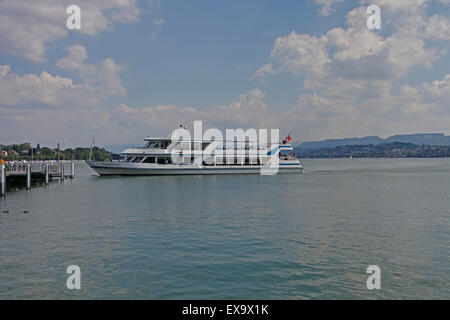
[26, 163, 31, 190]
[71, 161, 75, 179]
[45, 163, 49, 186]
[1, 164, 6, 197]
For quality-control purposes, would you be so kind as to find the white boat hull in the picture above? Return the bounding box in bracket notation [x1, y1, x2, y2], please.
[88, 161, 303, 176]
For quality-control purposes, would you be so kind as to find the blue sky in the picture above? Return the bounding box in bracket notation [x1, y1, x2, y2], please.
[53, 0, 347, 108]
[1, 0, 450, 146]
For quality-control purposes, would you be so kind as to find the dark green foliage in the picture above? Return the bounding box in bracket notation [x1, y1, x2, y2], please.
[1, 144, 117, 161]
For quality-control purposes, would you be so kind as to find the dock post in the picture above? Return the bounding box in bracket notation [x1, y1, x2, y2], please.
[26, 163, 31, 190]
[61, 162, 64, 181]
[1, 164, 5, 197]
[45, 163, 49, 186]
[71, 161, 75, 179]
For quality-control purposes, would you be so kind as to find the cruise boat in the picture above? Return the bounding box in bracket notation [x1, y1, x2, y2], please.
[88, 130, 303, 176]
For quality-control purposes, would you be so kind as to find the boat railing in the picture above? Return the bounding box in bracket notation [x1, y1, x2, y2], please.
[4, 161, 67, 174]
[166, 142, 287, 152]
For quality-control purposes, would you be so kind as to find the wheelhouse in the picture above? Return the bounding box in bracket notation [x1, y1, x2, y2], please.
[143, 138, 171, 149]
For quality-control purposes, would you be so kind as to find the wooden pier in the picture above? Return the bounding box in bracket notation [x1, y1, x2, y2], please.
[0, 161, 75, 197]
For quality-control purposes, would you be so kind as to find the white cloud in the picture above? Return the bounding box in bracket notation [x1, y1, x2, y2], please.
[0, 46, 124, 108]
[260, 5, 441, 89]
[0, 65, 95, 107]
[111, 89, 277, 139]
[0, 0, 143, 62]
[279, 74, 450, 141]
[0, 105, 115, 146]
[422, 74, 450, 115]
[360, 0, 428, 13]
[315, 0, 345, 16]
[421, 15, 450, 40]
[56, 45, 96, 76]
[250, 63, 274, 80]
[56, 44, 126, 98]
[1, 69, 450, 145]
[249, 1, 450, 139]
[270, 31, 329, 86]
[0, 88, 277, 145]
[422, 74, 450, 98]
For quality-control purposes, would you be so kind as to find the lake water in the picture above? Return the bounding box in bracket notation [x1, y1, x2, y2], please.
[0, 159, 448, 299]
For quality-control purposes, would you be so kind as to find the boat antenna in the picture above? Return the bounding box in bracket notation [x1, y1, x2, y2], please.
[288, 129, 296, 142]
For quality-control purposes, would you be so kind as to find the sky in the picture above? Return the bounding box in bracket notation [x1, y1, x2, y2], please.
[0, 0, 450, 147]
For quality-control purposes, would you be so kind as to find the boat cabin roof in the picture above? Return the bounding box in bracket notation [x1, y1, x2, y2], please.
[144, 137, 172, 141]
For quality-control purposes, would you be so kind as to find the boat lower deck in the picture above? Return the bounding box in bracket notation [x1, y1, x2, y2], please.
[88, 161, 303, 176]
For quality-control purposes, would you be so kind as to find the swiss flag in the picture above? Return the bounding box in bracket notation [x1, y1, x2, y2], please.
[285, 135, 291, 143]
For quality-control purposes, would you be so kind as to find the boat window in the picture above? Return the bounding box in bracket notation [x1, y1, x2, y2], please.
[161, 141, 170, 149]
[202, 142, 211, 150]
[132, 157, 144, 163]
[126, 156, 134, 162]
[157, 157, 172, 164]
[144, 142, 156, 148]
[144, 140, 171, 149]
[143, 157, 156, 163]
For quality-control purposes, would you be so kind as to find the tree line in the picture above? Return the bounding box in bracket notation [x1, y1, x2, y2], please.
[0, 143, 115, 161]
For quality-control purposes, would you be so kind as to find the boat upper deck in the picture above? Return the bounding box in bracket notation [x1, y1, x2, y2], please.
[123, 137, 295, 155]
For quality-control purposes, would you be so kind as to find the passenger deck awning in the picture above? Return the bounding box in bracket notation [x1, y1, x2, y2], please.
[144, 137, 172, 141]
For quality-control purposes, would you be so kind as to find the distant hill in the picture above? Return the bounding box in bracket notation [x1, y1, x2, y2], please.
[296, 142, 450, 158]
[383, 133, 450, 145]
[297, 133, 450, 149]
